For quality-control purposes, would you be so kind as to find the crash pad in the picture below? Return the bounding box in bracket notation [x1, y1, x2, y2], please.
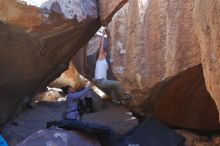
[120, 118, 186, 146]
[0, 135, 8, 146]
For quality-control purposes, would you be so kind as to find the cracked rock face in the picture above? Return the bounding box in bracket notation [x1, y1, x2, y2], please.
[108, 0, 220, 130]
[0, 0, 100, 125]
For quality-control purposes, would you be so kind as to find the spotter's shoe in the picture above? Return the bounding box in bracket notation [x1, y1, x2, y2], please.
[112, 98, 121, 104]
[122, 94, 133, 100]
[121, 94, 134, 105]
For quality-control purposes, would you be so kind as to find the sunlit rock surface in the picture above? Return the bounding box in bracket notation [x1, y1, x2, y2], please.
[108, 0, 220, 130]
[49, 62, 85, 89]
[0, 0, 100, 125]
[98, 0, 128, 26]
[0, 0, 98, 28]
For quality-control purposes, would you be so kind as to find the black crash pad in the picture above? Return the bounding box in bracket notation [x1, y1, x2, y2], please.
[119, 118, 186, 146]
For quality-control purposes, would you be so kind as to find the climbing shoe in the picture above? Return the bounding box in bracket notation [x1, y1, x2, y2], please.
[120, 94, 134, 105]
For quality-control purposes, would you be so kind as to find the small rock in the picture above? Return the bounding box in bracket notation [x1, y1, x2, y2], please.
[212, 136, 220, 145]
[34, 89, 64, 102]
[175, 130, 208, 146]
[194, 142, 215, 146]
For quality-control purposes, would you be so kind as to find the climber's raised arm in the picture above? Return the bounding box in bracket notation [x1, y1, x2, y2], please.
[98, 29, 106, 60]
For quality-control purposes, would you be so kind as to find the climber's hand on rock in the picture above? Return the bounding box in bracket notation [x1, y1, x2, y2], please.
[102, 28, 106, 36]
[86, 81, 93, 88]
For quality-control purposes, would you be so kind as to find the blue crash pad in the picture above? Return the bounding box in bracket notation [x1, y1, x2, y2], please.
[120, 118, 186, 146]
[0, 135, 8, 146]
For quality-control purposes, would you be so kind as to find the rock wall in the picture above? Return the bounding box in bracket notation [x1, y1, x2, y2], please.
[109, 0, 220, 130]
[193, 0, 220, 121]
[98, 0, 128, 26]
[109, 0, 200, 94]
[0, 0, 100, 125]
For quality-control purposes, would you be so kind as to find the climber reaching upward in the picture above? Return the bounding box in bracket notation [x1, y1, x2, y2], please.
[94, 29, 126, 104]
[97, 29, 108, 60]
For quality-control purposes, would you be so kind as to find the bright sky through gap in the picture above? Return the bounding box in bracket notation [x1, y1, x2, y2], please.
[17, 0, 48, 7]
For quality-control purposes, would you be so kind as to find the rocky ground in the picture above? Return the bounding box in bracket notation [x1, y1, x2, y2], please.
[176, 130, 220, 146]
[1, 89, 220, 146]
[0, 90, 138, 146]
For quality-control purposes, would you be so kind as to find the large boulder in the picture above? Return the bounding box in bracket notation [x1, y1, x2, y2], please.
[0, 0, 100, 125]
[17, 128, 101, 146]
[108, 0, 220, 130]
[49, 62, 85, 89]
[193, 0, 220, 121]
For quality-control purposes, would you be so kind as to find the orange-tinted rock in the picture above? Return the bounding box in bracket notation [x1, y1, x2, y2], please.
[0, 0, 100, 124]
[212, 136, 220, 145]
[193, 0, 220, 121]
[34, 89, 63, 102]
[154, 65, 219, 130]
[99, 0, 128, 26]
[194, 142, 215, 146]
[49, 62, 85, 89]
[109, 0, 200, 93]
[108, 0, 220, 130]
